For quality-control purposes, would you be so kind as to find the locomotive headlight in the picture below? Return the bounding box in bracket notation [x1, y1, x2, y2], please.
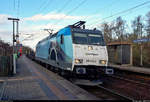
[75, 59, 79, 63]
[88, 46, 93, 51]
[100, 60, 106, 64]
[75, 59, 83, 64]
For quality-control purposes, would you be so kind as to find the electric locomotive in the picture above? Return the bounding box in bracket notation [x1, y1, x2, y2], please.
[35, 21, 113, 85]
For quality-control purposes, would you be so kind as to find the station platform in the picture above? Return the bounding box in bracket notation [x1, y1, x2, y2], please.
[109, 64, 150, 75]
[0, 55, 99, 100]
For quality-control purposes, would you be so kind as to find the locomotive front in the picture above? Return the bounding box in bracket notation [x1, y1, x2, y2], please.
[71, 28, 113, 80]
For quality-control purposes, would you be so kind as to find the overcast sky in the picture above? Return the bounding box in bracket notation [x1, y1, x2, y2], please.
[0, 0, 150, 50]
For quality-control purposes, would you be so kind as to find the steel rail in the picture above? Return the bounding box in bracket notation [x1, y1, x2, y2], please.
[97, 85, 133, 101]
[109, 75, 150, 87]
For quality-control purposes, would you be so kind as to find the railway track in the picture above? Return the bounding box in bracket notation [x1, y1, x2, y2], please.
[60, 69, 150, 100]
[79, 72, 150, 100]
[97, 85, 133, 100]
[78, 85, 133, 100]
[109, 75, 150, 87]
[101, 74, 150, 100]
[114, 69, 150, 84]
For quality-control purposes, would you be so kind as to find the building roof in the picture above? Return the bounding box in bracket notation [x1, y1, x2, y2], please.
[107, 41, 132, 46]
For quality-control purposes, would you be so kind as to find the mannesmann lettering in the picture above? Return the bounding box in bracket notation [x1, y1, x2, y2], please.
[85, 53, 98, 56]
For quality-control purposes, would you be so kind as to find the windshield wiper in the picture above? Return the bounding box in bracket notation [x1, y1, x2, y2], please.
[90, 42, 100, 45]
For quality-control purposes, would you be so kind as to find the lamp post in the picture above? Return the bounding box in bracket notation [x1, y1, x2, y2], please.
[8, 18, 19, 54]
[140, 23, 143, 66]
[8, 18, 20, 74]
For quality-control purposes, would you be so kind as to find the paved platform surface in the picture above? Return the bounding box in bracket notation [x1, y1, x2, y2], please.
[0, 55, 99, 100]
[110, 64, 150, 75]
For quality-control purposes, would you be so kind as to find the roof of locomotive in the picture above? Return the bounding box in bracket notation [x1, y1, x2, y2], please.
[37, 24, 102, 45]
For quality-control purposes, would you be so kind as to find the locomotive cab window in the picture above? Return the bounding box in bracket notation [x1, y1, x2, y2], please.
[60, 34, 64, 44]
[73, 32, 105, 46]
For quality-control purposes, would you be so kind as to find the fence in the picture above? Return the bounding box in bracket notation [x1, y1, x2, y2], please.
[0, 56, 13, 76]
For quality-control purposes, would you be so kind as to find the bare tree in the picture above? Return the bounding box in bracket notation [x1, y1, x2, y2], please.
[101, 22, 114, 43]
[114, 17, 126, 41]
[145, 11, 150, 38]
[131, 15, 143, 39]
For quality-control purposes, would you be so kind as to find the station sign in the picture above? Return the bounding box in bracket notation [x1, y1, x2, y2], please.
[133, 38, 150, 43]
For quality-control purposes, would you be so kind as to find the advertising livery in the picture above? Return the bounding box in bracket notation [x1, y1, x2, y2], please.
[35, 21, 113, 84]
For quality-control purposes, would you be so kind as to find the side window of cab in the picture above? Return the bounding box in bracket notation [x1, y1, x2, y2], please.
[60, 34, 64, 44]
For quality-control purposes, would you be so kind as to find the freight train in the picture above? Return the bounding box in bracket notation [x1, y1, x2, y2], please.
[35, 21, 113, 85]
